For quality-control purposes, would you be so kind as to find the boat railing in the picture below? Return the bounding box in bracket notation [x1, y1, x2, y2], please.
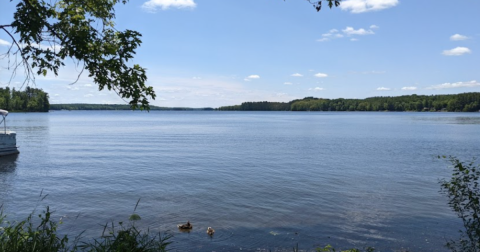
[0, 130, 16, 135]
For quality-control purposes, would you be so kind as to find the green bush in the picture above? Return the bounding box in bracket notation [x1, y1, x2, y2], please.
[0, 206, 171, 252]
[439, 156, 480, 252]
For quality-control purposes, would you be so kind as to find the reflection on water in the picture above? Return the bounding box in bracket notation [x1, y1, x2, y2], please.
[0, 154, 18, 172]
[413, 114, 480, 124]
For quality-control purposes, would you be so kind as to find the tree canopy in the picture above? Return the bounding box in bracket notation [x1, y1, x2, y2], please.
[1, 0, 154, 110]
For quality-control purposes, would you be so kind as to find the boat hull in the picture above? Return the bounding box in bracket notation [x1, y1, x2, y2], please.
[0, 132, 19, 157]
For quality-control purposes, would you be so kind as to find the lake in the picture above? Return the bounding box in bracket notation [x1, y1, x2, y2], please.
[1, 111, 479, 251]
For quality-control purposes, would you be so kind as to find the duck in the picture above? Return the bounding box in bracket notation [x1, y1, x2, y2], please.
[177, 221, 193, 230]
[206, 227, 215, 235]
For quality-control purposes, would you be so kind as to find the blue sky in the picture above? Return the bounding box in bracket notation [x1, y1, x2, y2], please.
[1, 0, 479, 108]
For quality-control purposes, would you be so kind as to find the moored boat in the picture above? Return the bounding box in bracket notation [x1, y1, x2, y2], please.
[0, 109, 19, 156]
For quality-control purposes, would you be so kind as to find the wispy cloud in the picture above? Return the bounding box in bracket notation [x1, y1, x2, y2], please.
[340, 0, 399, 13]
[426, 80, 480, 90]
[0, 39, 10, 46]
[450, 34, 468, 41]
[377, 87, 390, 91]
[142, 0, 196, 12]
[244, 74, 260, 81]
[401, 86, 417, 91]
[284, 82, 293, 85]
[343, 26, 375, 35]
[309, 87, 324, 91]
[318, 25, 377, 42]
[291, 73, 303, 77]
[314, 73, 328, 78]
[442, 47, 472, 56]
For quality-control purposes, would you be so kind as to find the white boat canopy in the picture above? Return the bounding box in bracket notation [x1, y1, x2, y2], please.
[0, 109, 8, 117]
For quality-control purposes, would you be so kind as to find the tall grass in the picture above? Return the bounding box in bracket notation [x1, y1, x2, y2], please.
[0, 202, 171, 252]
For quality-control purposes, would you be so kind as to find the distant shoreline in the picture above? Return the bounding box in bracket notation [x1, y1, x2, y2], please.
[49, 103, 214, 111]
[33, 92, 480, 112]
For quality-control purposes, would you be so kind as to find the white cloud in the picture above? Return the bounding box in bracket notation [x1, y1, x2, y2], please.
[244, 75, 260, 81]
[370, 25, 379, 29]
[340, 0, 399, 13]
[284, 82, 293, 85]
[192, 76, 202, 80]
[401, 86, 417, 91]
[426, 80, 480, 90]
[309, 87, 324, 91]
[442, 47, 472, 56]
[342, 26, 375, 35]
[142, 0, 196, 12]
[67, 86, 80, 91]
[291, 73, 303, 77]
[84, 94, 94, 98]
[377, 87, 390, 91]
[0, 39, 10, 46]
[314, 73, 328, 78]
[84, 83, 93, 87]
[317, 38, 329, 42]
[322, 33, 332, 37]
[335, 34, 344, 38]
[329, 29, 339, 33]
[450, 34, 468, 41]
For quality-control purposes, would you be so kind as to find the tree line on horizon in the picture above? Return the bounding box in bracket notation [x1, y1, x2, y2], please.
[0, 87, 49, 112]
[50, 104, 214, 111]
[218, 93, 480, 112]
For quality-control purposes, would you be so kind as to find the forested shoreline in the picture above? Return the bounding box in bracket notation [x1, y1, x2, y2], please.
[0, 87, 49, 112]
[50, 104, 214, 111]
[218, 92, 480, 112]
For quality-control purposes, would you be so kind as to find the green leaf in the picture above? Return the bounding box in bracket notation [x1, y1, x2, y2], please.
[129, 214, 141, 221]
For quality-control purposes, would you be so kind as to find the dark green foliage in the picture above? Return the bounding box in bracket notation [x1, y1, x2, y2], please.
[218, 93, 480, 112]
[0, 206, 171, 252]
[439, 156, 480, 252]
[78, 222, 171, 252]
[0, 86, 49, 112]
[307, 0, 342, 11]
[3, 0, 155, 110]
[0, 206, 70, 252]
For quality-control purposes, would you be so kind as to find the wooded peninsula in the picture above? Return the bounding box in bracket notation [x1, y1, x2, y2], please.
[218, 92, 480, 112]
[0, 87, 49, 112]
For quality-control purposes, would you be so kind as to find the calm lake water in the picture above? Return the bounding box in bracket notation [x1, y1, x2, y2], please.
[1, 111, 480, 251]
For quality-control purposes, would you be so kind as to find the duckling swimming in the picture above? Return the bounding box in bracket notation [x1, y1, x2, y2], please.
[206, 227, 215, 235]
[177, 221, 192, 229]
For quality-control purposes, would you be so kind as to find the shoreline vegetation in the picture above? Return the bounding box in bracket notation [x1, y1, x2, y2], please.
[0, 87, 49, 112]
[218, 92, 480, 112]
[2, 90, 480, 112]
[49, 104, 215, 111]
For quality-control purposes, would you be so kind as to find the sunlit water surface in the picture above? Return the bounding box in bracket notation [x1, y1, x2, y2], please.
[1, 111, 479, 251]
